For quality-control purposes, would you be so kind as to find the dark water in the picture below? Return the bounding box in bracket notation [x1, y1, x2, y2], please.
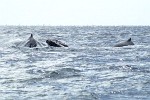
[0, 26, 150, 100]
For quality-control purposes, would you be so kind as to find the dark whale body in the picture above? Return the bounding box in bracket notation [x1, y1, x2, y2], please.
[24, 34, 37, 48]
[114, 38, 134, 47]
[46, 39, 68, 47]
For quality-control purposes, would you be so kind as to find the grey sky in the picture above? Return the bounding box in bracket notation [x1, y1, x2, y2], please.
[0, 0, 149, 25]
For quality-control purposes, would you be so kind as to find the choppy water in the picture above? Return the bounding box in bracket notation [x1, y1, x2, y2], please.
[0, 26, 150, 100]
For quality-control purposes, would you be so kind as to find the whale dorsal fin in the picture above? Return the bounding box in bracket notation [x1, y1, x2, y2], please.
[30, 34, 33, 38]
[127, 38, 131, 42]
[29, 34, 33, 40]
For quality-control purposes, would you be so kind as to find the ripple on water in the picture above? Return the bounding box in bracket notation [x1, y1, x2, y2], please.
[44, 68, 81, 79]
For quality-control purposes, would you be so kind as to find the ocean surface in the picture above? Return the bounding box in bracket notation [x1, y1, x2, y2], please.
[0, 26, 150, 100]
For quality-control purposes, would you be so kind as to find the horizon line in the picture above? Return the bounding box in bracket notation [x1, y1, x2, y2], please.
[0, 24, 150, 27]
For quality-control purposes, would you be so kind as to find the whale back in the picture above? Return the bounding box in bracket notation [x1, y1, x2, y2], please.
[24, 34, 37, 48]
[114, 38, 134, 47]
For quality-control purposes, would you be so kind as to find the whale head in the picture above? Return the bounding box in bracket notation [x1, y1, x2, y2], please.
[46, 39, 62, 47]
[46, 39, 68, 47]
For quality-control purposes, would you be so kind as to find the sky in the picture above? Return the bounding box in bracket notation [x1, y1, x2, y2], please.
[0, 0, 150, 26]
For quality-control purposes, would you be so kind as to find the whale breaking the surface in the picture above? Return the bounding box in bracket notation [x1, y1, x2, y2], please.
[114, 38, 134, 47]
[24, 34, 37, 48]
[46, 39, 68, 47]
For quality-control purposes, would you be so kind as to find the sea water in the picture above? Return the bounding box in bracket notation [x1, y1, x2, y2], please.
[0, 26, 149, 100]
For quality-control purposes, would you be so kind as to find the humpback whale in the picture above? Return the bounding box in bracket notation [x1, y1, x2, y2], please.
[114, 38, 134, 47]
[46, 39, 68, 47]
[24, 34, 37, 48]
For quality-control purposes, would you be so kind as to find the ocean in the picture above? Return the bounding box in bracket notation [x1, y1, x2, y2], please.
[0, 26, 150, 100]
